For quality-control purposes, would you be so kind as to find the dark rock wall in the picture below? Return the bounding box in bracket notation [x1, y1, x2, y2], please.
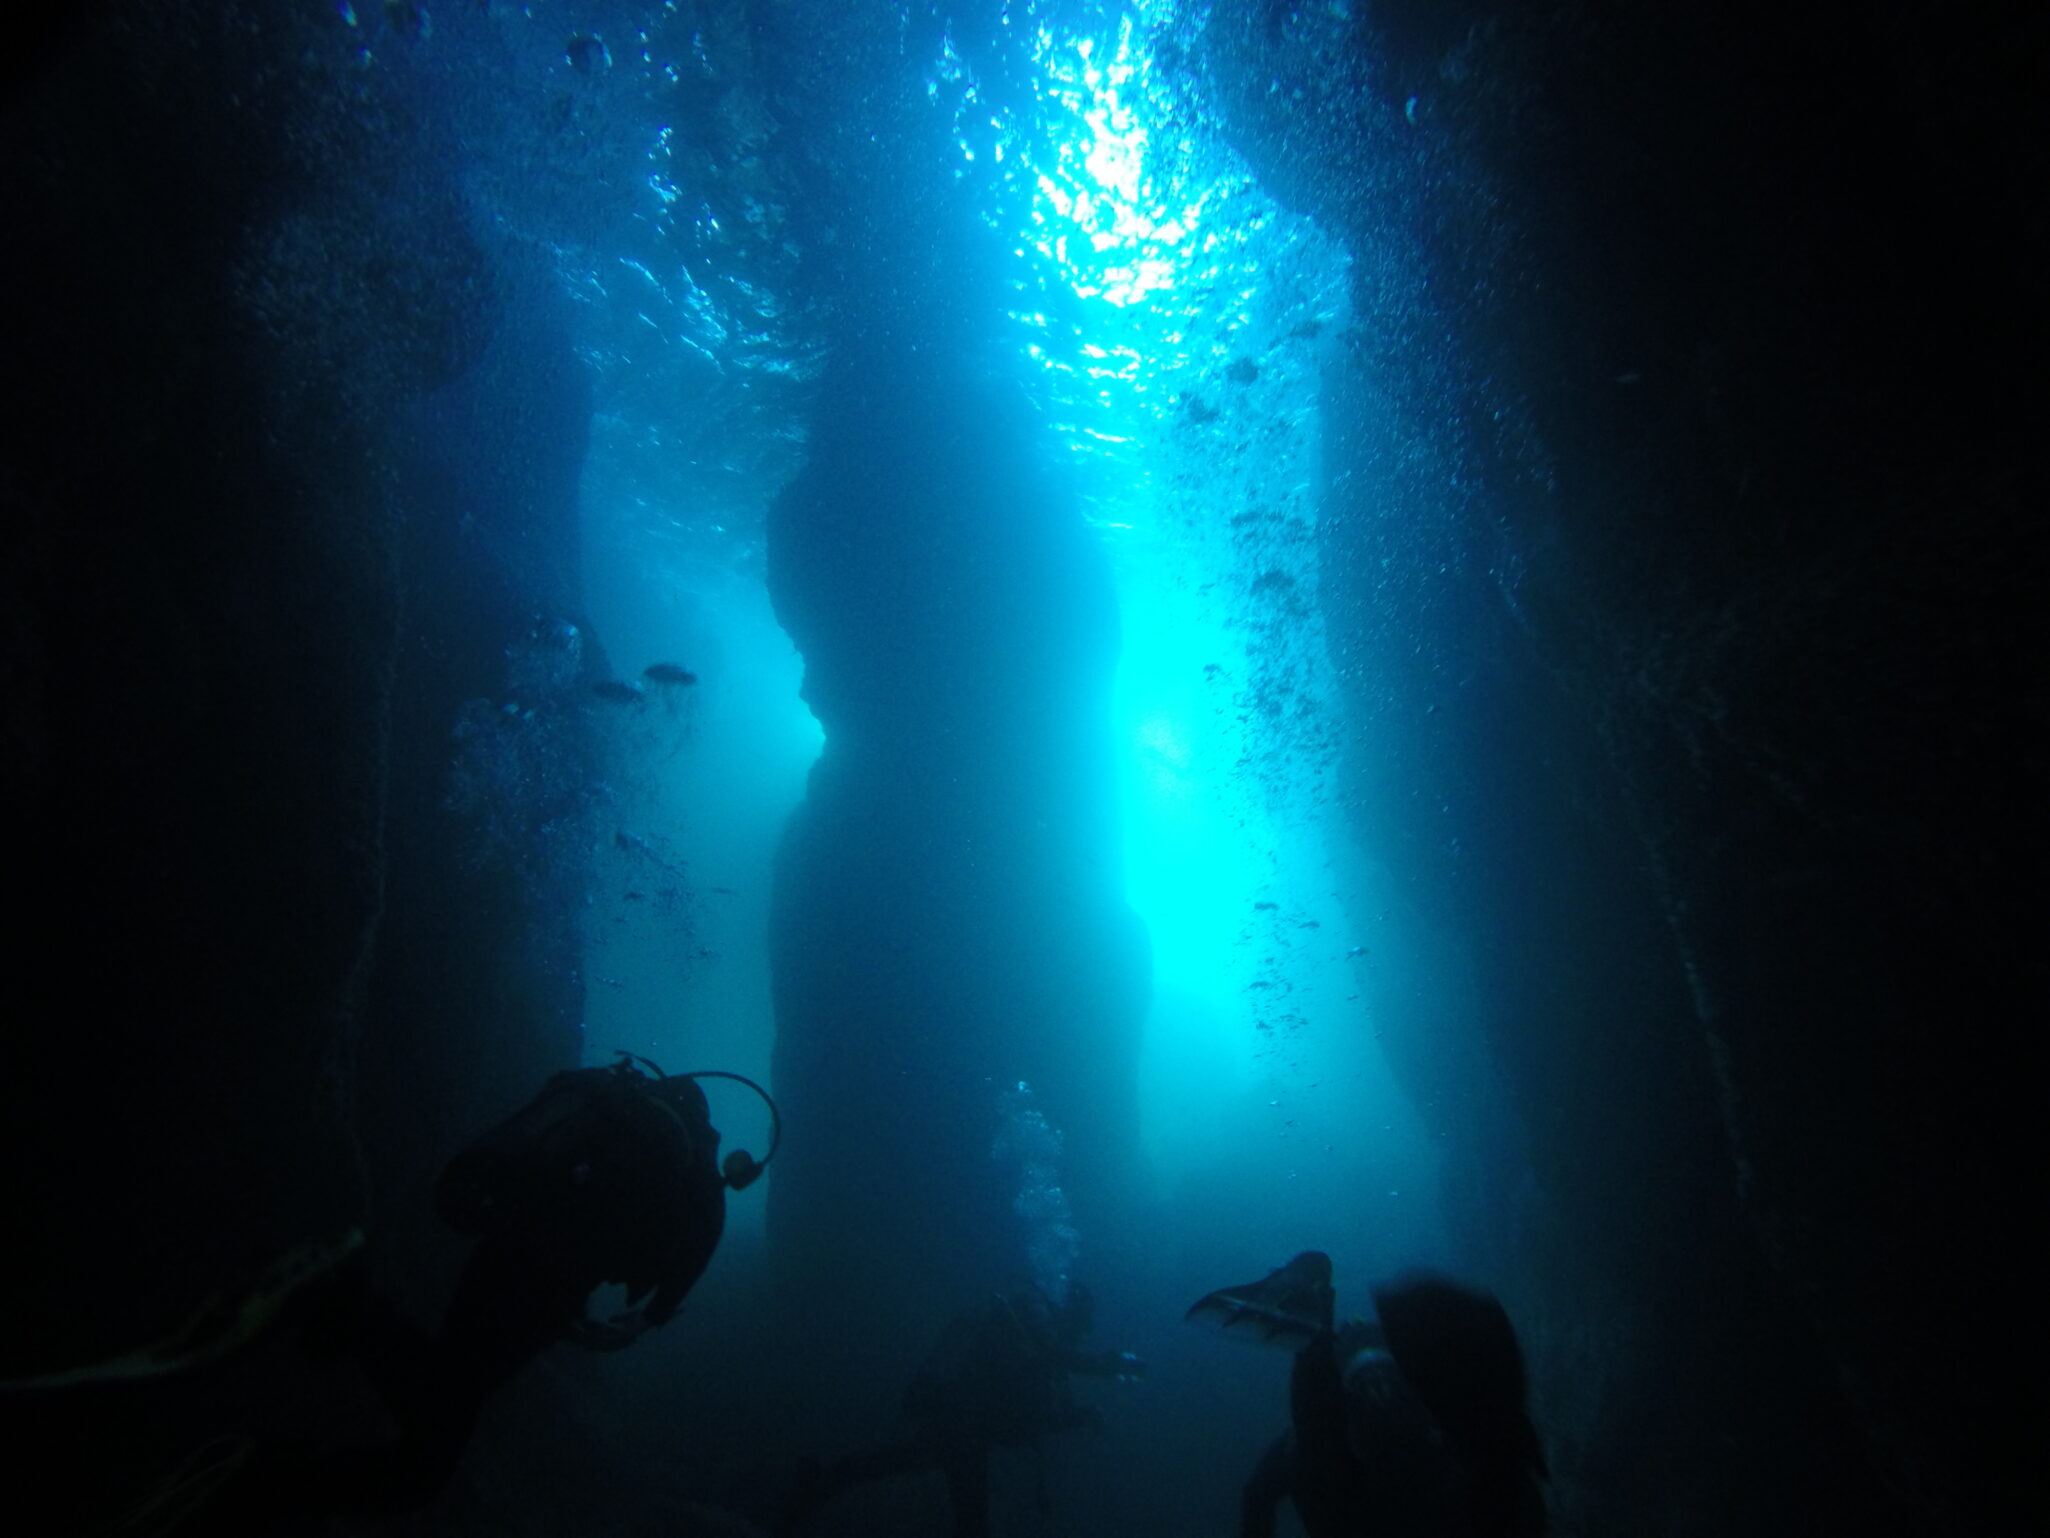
[354, 279, 602, 1294]
[0, 0, 591, 1443]
[4, 1, 435, 1373]
[1204, 2, 2042, 1532]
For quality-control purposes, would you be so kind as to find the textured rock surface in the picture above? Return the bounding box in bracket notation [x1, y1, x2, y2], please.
[1202, 2, 2042, 1530]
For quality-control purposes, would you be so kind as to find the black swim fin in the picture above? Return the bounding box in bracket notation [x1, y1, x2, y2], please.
[1186, 1250, 1336, 1348]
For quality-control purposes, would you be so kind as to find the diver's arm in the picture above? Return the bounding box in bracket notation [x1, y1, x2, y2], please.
[435, 1069, 611, 1234]
[1239, 1433, 1292, 1538]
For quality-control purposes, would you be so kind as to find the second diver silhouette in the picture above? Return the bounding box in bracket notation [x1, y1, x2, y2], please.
[1189, 1251, 1547, 1538]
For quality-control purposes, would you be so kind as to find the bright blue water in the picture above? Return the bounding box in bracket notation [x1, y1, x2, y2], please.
[406, 0, 1448, 1274]
[362, 1, 1451, 1523]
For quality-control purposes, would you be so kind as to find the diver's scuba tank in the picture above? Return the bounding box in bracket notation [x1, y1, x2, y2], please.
[437, 1072, 606, 1236]
[436, 1054, 781, 1236]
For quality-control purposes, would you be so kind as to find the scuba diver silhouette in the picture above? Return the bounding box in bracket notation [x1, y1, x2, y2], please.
[779, 1283, 1143, 1538]
[210, 1053, 777, 1529]
[1189, 1251, 1547, 1538]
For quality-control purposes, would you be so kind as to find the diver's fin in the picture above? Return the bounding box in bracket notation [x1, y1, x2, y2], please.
[1185, 1250, 1336, 1349]
[0, 1228, 364, 1393]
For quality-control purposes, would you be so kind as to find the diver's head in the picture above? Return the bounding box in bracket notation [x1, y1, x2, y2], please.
[651, 1072, 714, 1125]
[635, 1061, 782, 1191]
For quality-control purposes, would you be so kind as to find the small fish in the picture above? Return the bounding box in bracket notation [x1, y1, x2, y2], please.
[642, 662, 698, 687]
[591, 679, 645, 704]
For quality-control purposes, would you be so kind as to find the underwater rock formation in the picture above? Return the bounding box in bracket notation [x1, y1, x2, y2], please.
[1202, 2, 2042, 1531]
[0, 4, 595, 1507]
[3, 0, 483, 1377]
[765, 328, 1148, 1364]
